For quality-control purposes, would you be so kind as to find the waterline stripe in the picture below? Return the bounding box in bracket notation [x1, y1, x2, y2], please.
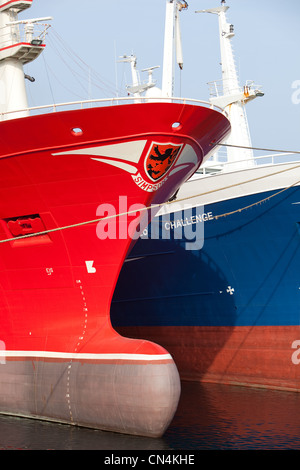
[0, 350, 172, 361]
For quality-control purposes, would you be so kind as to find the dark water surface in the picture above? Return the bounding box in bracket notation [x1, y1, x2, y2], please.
[1, 381, 300, 450]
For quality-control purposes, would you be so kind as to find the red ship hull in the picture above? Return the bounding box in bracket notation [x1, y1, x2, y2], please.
[0, 101, 230, 436]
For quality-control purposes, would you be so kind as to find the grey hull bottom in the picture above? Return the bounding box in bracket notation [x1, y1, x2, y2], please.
[0, 358, 181, 437]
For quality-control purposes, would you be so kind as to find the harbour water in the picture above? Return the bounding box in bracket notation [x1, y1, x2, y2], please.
[1, 380, 300, 451]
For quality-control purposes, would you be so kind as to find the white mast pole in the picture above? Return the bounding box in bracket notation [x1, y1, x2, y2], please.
[0, 2, 51, 121]
[197, 2, 263, 169]
[161, 1, 187, 99]
[217, 5, 254, 166]
[0, 9, 29, 119]
[161, 0, 176, 98]
[175, 4, 183, 70]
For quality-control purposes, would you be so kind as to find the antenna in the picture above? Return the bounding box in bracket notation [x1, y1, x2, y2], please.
[119, 55, 160, 100]
[6, 16, 53, 25]
[141, 65, 160, 86]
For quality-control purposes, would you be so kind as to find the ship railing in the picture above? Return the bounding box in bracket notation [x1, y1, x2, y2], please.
[0, 20, 50, 48]
[208, 79, 263, 99]
[196, 152, 300, 175]
[0, 95, 226, 120]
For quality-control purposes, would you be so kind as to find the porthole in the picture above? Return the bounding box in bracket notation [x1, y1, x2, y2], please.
[71, 127, 83, 136]
[171, 122, 182, 130]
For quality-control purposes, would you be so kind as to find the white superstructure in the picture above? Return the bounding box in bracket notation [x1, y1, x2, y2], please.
[0, 0, 51, 120]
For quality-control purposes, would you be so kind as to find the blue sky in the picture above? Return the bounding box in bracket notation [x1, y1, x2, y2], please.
[22, 0, 300, 155]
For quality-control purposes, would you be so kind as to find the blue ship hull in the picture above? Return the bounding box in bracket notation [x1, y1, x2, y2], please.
[111, 163, 300, 390]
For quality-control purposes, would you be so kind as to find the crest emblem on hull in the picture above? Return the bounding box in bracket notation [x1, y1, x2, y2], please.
[145, 143, 183, 182]
[53, 140, 184, 192]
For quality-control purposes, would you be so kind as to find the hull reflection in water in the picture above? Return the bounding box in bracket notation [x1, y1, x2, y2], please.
[1, 382, 300, 449]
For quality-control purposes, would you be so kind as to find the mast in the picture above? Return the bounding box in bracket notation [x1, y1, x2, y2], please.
[196, 1, 263, 169]
[0, 0, 52, 120]
[118, 54, 160, 102]
[118, 54, 141, 100]
[161, 0, 187, 98]
[122, 1, 187, 101]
